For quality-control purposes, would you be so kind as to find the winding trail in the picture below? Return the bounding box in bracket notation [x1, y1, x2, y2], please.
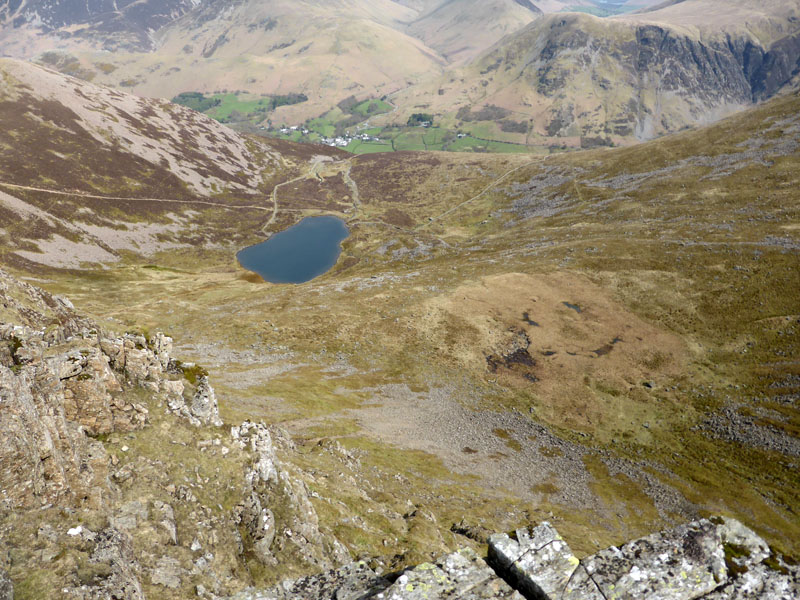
[341, 159, 361, 213]
[0, 181, 270, 211]
[261, 156, 330, 235]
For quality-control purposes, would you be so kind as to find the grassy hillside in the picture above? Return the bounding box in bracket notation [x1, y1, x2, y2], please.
[1, 61, 798, 571]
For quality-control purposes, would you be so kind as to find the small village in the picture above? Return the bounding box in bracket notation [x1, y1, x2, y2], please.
[278, 125, 382, 147]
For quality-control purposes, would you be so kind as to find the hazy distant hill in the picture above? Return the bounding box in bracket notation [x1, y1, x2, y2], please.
[390, 0, 800, 146]
[405, 0, 541, 64]
[1, 0, 798, 146]
[0, 0, 671, 120]
[0, 0, 201, 52]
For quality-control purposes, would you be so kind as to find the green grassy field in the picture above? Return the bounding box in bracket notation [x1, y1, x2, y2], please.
[173, 90, 550, 155]
[351, 98, 393, 116]
[205, 93, 272, 122]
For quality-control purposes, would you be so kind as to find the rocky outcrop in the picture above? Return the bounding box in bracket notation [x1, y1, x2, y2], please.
[225, 548, 525, 600]
[0, 265, 226, 512]
[229, 561, 390, 600]
[166, 373, 223, 427]
[0, 269, 348, 596]
[230, 517, 798, 600]
[489, 522, 581, 599]
[65, 527, 145, 600]
[0, 353, 111, 509]
[382, 548, 524, 600]
[231, 422, 349, 570]
[0, 322, 202, 508]
[488, 516, 799, 600]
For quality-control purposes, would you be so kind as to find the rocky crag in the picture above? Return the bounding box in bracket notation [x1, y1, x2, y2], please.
[0, 268, 347, 598]
[228, 516, 800, 600]
[398, 2, 800, 147]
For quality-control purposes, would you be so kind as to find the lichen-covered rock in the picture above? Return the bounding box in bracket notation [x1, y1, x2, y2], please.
[488, 522, 588, 600]
[0, 569, 12, 600]
[67, 528, 145, 600]
[59, 346, 149, 435]
[0, 362, 109, 509]
[233, 421, 279, 486]
[231, 421, 349, 570]
[234, 491, 277, 565]
[703, 517, 800, 600]
[153, 500, 178, 545]
[227, 561, 390, 600]
[190, 375, 223, 426]
[166, 374, 223, 427]
[703, 562, 800, 599]
[382, 547, 524, 600]
[563, 519, 727, 600]
[717, 517, 771, 566]
[100, 334, 165, 384]
[149, 332, 173, 369]
[487, 517, 792, 600]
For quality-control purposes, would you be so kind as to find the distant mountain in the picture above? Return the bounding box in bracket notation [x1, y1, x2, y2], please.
[0, 0, 552, 122]
[405, 0, 541, 64]
[0, 0, 202, 52]
[390, 0, 800, 146]
[1, 0, 798, 146]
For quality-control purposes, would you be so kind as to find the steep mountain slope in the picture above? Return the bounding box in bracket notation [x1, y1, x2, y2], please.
[0, 58, 797, 593]
[0, 0, 201, 53]
[0, 58, 351, 270]
[405, 0, 541, 64]
[0, 266, 358, 597]
[146, 0, 447, 121]
[2, 262, 798, 597]
[0, 0, 453, 122]
[391, 0, 800, 146]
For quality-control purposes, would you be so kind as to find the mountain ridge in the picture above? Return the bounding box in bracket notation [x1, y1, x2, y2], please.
[7, 0, 793, 143]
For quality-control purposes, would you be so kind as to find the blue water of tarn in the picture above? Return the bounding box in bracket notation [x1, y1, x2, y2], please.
[237, 216, 349, 284]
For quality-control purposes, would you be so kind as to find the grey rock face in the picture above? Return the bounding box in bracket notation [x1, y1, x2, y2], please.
[110, 500, 150, 532]
[228, 561, 390, 600]
[488, 523, 589, 600]
[0, 569, 12, 600]
[166, 372, 223, 428]
[2, 0, 202, 51]
[488, 516, 798, 600]
[493, 14, 800, 142]
[153, 500, 178, 545]
[382, 548, 524, 600]
[151, 555, 182, 589]
[703, 562, 800, 600]
[190, 375, 223, 427]
[563, 519, 726, 600]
